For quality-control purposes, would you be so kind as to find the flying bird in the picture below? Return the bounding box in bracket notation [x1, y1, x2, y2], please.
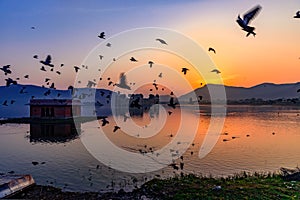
[2, 100, 8, 106]
[294, 11, 300, 18]
[24, 75, 29, 79]
[0, 65, 12, 75]
[130, 57, 138, 62]
[45, 78, 50, 82]
[156, 38, 167, 45]
[74, 66, 80, 73]
[106, 43, 111, 47]
[98, 32, 105, 39]
[181, 67, 189, 75]
[87, 80, 96, 88]
[44, 89, 51, 96]
[5, 78, 17, 86]
[99, 55, 104, 60]
[40, 66, 46, 71]
[236, 5, 262, 37]
[50, 83, 55, 89]
[297, 89, 300, 93]
[113, 126, 121, 133]
[40, 55, 54, 67]
[10, 100, 15, 104]
[158, 72, 162, 78]
[19, 87, 27, 94]
[33, 55, 38, 59]
[148, 61, 154, 68]
[208, 47, 216, 54]
[101, 117, 109, 126]
[56, 71, 61, 75]
[115, 72, 131, 90]
[211, 69, 221, 74]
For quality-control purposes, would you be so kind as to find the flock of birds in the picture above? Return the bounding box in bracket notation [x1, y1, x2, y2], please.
[1, 5, 300, 180]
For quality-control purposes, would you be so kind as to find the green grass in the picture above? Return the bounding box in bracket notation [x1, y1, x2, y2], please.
[139, 173, 300, 200]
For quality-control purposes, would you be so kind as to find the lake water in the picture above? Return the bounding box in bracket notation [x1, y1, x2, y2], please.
[0, 105, 300, 192]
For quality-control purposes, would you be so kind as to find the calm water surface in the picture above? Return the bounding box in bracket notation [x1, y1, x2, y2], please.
[0, 105, 300, 192]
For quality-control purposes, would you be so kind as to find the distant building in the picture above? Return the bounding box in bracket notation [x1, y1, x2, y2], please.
[29, 99, 81, 118]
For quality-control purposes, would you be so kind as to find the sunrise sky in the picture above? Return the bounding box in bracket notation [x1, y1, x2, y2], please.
[0, 0, 299, 92]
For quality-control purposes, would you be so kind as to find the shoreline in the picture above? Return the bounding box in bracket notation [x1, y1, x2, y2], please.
[8, 172, 300, 199]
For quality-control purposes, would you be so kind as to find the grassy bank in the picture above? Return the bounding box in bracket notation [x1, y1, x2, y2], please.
[9, 172, 300, 200]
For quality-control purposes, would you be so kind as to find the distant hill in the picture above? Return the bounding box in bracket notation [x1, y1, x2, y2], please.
[1, 82, 299, 118]
[179, 82, 300, 102]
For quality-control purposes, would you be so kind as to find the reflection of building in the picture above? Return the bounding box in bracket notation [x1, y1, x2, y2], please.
[30, 99, 81, 118]
[29, 122, 81, 143]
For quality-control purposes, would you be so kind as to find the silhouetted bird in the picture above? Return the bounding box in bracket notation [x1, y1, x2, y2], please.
[123, 114, 130, 122]
[40, 55, 54, 67]
[148, 61, 154, 68]
[158, 72, 162, 78]
[44, 89, 51, 96]
[5, 78, 17, 86]
[297, 89, 300, 93]
[108, 81, 114, 86]
[236, 5, 262, 37]
[40, 66, 46, 71]
[31, 26, 35, 29]
[0, 65, 12, 75]
[33, 55, 38, 59]
[294, 11, 300, 18]
[130, 57, 138, 62]
[106, 43, 111, 47]
[115, 72, 131, 90]
[101, 117, 109, 126]
[2, 100, 8, 106]
[156, 38, 167, 45]
[208, 47, 216, 54]
[98, 32, 105, 39]
[168, 97, 177, 109]
[50, 83, 55, 89]
[20, 87, 27, 94]
[60, 63, 64, 67]
[32, 162, 39, 166]
[181, 67, 189, 75]
[99, 55, 104, 60]
[45, 78, 50, 82]
[24, 75, 29, 79]
[113, 126, 120, 133]
[87, 80, 96, 88]
[56, 71, 61, 75]
[10, 100, 15, 104]
[74, 66, 80, 73]
[168, 111, 172, 115]
[211, 69, 221, 74]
